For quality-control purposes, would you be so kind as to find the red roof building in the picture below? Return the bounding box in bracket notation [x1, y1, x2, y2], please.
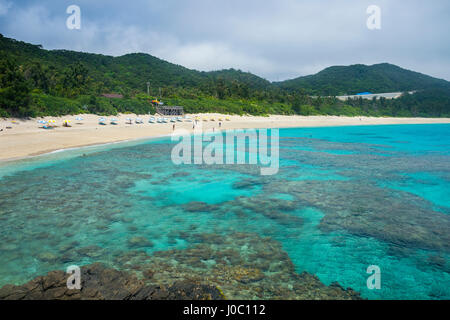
[101, 93, 124, 99]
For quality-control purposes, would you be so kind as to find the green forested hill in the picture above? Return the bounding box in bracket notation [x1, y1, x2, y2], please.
[276, 63, 450, 96]
[0, 34, 449, 118]
[0, 35, 270, 96]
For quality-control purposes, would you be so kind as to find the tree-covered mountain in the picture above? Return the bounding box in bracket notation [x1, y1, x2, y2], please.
[0, 35, 271, 96]
[276, 63, 450, 96]
[1, 34, 449, 118]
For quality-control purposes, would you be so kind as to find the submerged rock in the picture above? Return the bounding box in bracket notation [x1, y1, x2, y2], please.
[36, 252, 59, 263]
[0, 232, 363, 300]
[182, 201, 219, 212]
[215, 266, 265, 283]
[77, 245, 104, 258]
[134, 232, 363, 300]
[232, 178, 266, 190]
[127, 237, 154, 248]
[172, 171, 191, 178]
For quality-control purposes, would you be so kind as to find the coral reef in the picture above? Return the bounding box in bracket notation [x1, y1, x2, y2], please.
[110, 232, 363, 300]
[0, 126, 448, 299]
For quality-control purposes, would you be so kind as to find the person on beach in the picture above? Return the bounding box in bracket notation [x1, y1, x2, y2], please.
[219, 122, 222, 128]
[173, 124, 175, 131]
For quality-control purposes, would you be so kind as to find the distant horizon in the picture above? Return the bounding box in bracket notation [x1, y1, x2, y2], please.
[3, 33, 450, 85]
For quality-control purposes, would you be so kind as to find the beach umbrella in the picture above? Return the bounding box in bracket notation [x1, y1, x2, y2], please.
[75, 116, 83, 121]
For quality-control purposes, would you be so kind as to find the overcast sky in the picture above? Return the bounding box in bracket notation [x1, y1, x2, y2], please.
[1, 0, 449, 81]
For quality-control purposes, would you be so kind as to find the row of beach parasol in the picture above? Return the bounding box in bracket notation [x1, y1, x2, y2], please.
[37, 116, 232, 129]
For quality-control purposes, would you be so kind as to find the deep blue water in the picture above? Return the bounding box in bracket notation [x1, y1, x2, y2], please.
[0, 124, 449, 299]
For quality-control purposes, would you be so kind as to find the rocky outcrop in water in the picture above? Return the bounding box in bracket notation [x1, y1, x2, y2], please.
[0, 263, 225, 300]
[0, 231, 364, 300]
[0, 261, 361, 300]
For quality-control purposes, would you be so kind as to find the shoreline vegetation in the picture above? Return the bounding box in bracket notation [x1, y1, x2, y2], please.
[1, 113, 449, 162]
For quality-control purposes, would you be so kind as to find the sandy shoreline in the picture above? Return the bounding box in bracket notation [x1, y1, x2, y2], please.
[1, 113, 449, 162]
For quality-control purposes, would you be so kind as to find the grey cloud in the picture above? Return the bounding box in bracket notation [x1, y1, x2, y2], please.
[1, 0, 449, 81]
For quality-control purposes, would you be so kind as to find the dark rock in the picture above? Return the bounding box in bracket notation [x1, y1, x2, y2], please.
[0, 263, 225, 300]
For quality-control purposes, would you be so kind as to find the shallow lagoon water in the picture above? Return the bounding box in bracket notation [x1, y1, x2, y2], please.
[0, 124, 449, 299]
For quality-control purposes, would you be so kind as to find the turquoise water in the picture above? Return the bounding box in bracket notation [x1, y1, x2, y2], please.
[0, 124, 449, 299]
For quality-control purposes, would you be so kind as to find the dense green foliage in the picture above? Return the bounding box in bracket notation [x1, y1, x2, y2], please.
[1, 34, 449, 118]
[0, 56, 31, 117]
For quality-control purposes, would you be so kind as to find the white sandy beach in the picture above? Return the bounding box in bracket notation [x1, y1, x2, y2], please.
[1, 113, 449, 161]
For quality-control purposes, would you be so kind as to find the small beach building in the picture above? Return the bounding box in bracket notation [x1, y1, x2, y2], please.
[101, 93, 124, 99]
[156, 106, 184, 116]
